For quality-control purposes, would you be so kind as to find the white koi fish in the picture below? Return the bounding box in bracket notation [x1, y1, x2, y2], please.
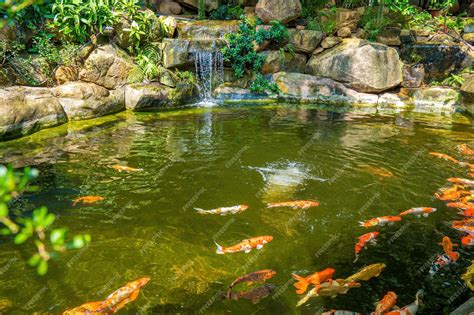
[194, 204, 248, 215]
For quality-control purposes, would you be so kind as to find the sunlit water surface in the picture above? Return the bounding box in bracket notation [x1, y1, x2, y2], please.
[0, 105, 473, 314]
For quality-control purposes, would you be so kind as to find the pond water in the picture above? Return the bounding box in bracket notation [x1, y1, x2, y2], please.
[0, 105, 473, 314]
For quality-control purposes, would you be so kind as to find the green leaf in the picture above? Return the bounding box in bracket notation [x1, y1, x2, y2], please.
[14, 233, 29, 244]
[0, 203, 8, 217]
[37, 260, 48, 276]
[72, 235, 85, 249]
[28, 254, 41, 267]
[0, 228, 11, 235]
[50, 228, 67, 245]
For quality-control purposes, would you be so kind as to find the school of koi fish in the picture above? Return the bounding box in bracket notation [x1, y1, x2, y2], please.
[64, 145, 474, 314]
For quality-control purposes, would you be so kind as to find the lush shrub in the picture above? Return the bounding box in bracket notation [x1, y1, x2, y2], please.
[210, 5, 243, 20]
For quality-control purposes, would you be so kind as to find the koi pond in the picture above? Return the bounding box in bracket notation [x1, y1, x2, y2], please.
[0, 105, 473, 314]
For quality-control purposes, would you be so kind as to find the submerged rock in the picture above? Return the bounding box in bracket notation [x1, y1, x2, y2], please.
[51, 82, 124, 120]
[125, 83, 197, 111]
[79, 44, 135, 89]
[255, 0, 302, 24]
[401, 87, 461, 112]
[0, 86, 67, 140]
[289, 29, 323, 54]
[260, 51, 307, 74]
[306, 38, 402, 93]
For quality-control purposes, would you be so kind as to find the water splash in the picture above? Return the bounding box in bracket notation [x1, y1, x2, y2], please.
[193, 51, 224, 106]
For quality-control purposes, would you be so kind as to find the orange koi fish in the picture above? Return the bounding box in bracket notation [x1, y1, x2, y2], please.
[435, 190, 471, 201]
[439, 236, 458, 261]
[452, 218, 474, 226]
[63, 277, 150, 314]
[322, 311, 362, 315]
[354, 232, 379, 262]
[448, 178, 474, 186]
[359, 216, 402, 227]
[267, 200, 320, 209]
[228, 269, 276, 289]
[459, 208, 474, 217]
[447, 202, 474, 210]
[399, 207, 436, 218]
[111, 165, 144, 172]
[462, 234, 474, 246]
[429, 152, 461, 164]
[72, 196, 105, 206]
[292, 268, 335, 294]
[194, 204, 248, 215]
[384, 290, 423, 315]
[374, 291, 398, 315]
[452, 225, 474, 235]
[215, 236, 273, 254]
[458, 144, 474, 155]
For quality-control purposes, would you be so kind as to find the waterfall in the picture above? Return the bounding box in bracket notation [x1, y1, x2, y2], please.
[192, 50, 224, 105]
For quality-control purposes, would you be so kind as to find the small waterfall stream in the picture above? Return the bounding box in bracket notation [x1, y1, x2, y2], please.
[192, 50, 224, 105]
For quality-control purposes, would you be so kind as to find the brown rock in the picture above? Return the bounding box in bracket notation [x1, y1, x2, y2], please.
[159, 1, 182, 14]
[260, 51, 307, 74]
[402, 63, 425, 88]
[289, 29, 324, 54]
[337, 27, 352, 38]
[321, 36, 342, 49]
[255, 0, 302, 24]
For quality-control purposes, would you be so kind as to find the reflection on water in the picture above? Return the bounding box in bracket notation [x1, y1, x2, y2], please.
[0, 105, 472, 314]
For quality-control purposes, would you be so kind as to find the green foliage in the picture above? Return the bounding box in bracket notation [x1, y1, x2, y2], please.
[0, 0, 46, 26]
[210, 5, 243, 20]
[128, 44, 161, 83]
[0, 165, 90, 276]
[174, 70, 196, 85]
[301, 0, 331, 18]
[337, 0, 368, 9]
[51, 0, 117, 43]
[250, 73, 279, 94]
[255, 20, 289, 46]
[305, 8, 337, 34]
[222, 18, 281, 94]
[440, 73, 465, 87]
[360, 6, 393, 40]
[198, 0, 206, 20]
[428, 0, 456, 10]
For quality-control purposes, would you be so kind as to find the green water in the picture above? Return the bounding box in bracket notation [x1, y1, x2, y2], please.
[0, 105, 473, 314]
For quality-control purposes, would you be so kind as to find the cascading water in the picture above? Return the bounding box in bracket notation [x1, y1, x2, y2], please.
[192, 50, 224, 106]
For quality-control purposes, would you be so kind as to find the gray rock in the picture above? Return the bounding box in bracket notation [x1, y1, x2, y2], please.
[450, 297, 474, 315]
[402, 63, 425, 88]
[376, 28, 401, 46]
[176, 20, 240, 40]
[289, 29, 324, 54]
[260, 51, 307, 74]
[79, 44, 135, 89]
[159, 1, 182, 14]
[255, 0, 302, 24]
[0, 86, 67, 140]
[161, 39, 192, 69]
[306, 38, 402, 93]
[51, 82, 124, 120]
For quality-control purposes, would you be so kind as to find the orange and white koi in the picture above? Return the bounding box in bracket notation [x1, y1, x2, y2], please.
[267, 200, 320, 209]
[447, 202, 474, 210]
[399, 207, 436, 218]
[458, 144, 474, 155]
[384, 290, 423, 315]
[374, 291, 397, 315]
[292, 268, 336, 294]
[448, 178, 474, 186]
[354, 232, 379, 262]
[452, 218, 474, 226]
[72, 196, 105, 206]
[462, 234, 474, 246]
[452, 225, 474, 235]
[194, 204, 248, 215]
[63, 277, 150, 314]
[111, 165, 144, 172]
[215, 236, 273, 254]
[429, 152, 461, 164]
[359, 216, 402, 227]
[458, 208, 474, 217]
[435, 190, 472, 201]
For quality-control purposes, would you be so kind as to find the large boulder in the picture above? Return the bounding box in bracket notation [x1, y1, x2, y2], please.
[125, 83, 197, 111]
[260, 51, 307, 74]
[306, 38, 402, 93]
[461, 74, 474, 115]
[79, 44, 135, 89]
[159, 1, 182, 15]
[271, 72, 378, 105]
[289, 29, 324, 54]
[0, 87, 67, 140]
[177, 0, 218, 11]
[255, 0, 302, 24]
[51, 82, 125, 120]
[176, 20, 240, 40]
[161, 39, 192, 69]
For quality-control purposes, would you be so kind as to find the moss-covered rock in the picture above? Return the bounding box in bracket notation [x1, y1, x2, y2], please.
[260, 51, 307, 74]
[176, 20, 240, 40]
[125, 83, 197, 111]
[161, 39, 192, 69]
[0, 86, 67, 140]
[288, 29, 323, 54]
